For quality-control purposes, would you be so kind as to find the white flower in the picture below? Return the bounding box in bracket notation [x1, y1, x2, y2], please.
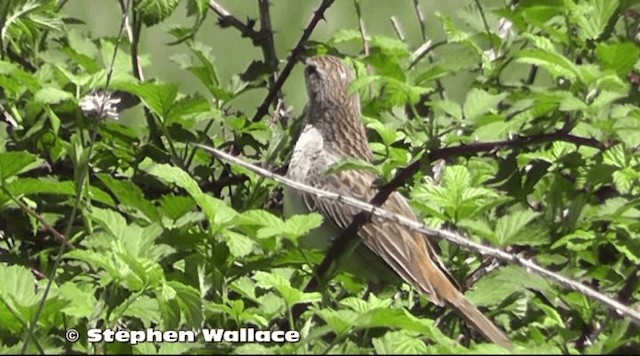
[79, 91, 121, 120]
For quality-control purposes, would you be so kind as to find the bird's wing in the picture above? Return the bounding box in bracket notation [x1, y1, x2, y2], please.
[302, 165, 460, 306]
[301, 163, 513, 348]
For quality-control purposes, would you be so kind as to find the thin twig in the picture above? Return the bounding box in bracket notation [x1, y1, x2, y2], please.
[21, 1, 133, 352]
[473, 0, 498, 57]
[194, 143, 640, 326]
[353, 0, 369, 56]
[251, 0, 336, 123]
[412, 0, 427, 42]
[0, 186, 75, 250]
[409, 39, 435, 69]
[374, 130, 608, 209]
[209, 0, 261, 40]
[258, 0, 280, 92]
[120, 0, 145, 81]
[389, 16, 405, 41]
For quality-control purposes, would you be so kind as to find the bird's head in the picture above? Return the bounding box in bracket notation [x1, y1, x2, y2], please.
[303, 55, 358, 108]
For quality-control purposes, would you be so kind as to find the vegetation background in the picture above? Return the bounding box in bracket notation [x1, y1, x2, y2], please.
[1, 0, 639, 354]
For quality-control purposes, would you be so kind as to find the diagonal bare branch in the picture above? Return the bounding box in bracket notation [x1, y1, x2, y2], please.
[251, 0, 336, 123]
[194, 143, 640, 326]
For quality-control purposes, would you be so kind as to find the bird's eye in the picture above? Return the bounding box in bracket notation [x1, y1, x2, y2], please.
[305, 64, 319, 77]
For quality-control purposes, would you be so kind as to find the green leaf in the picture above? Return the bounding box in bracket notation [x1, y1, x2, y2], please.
[254, 271, 321, 307]
[141, 159, 202, 196]
[159, 194, 196, 221]
[134, 0, 180, 27]
[373, 331, 429, 354]
[431, 99, 463, 120]
[0, 264, 38, 307]
[159, 280, 203, 329]
[367, 120, 405, 146]
[570, 0, 619, 41]
[283, 213, 324, 240]
[551, 230, 595, 251]
[596, 42, 640, 76]
[97, 174, 161, 223]
[222, 230, 257, 258]
[5, 177, 115, 206]
[516, 49, 580, 81]
[1, 0, 63, 44]
[340, 294, 392, 313]
[140, 159, 238, 228]
[237, 209, 284, 229]
[166, 93, 214, 125]
[59, 282, 97, 319]
[369, 36, 410, 58]
[171, 42, 232, 101]
[414, 65, 449, 85]
[494, 210, 542, 246]
[44, 106, 61, 135]
[328, 29, 362, 45]
[354, 308, 448, 342]
[87, 207, 128, 240]
[0, 151, 44, 180]
[115, 82, 178, 117]
[34, 87, 73, 104]
[467, 265, 552, 306]
[121, 296, 161, 327]
[436, 12, 471, 43]
[316, 309, 359, 335]
[463, 88, 508, 122]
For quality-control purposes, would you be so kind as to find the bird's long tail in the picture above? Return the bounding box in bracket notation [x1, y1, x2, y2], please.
[447, 291, 512, 349]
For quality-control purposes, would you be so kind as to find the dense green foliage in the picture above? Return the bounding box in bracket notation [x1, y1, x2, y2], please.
[1, 0, 639, 354]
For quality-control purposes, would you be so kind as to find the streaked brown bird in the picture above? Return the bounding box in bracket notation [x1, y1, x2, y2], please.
[284, 55, 511, 348]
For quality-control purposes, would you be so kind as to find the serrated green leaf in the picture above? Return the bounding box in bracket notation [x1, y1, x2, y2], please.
[570, 0, 618, 41]
[223, 230, 256, 258]
[140, 159, 238, 228]
[59, 282, 97, 319]
[121, 295, 161, 327]
[283, 213, 324, 240]
[431, 99, 463, 120]
[355, 308, 448, 341]
[5, 177, 115, 206]
[0, 264, 38, 307]
[463, 88, 508, 122]
[254, 271, 321, 307]
[516, 49, 580, 81]
[135, 0, 180, 27]
[551, 230, 595, 251]
[373, 331, 429, 354]
[237, 209, 284, 229]
[88, 206, 128, 240]
[494, 210, 541, 246]
[329, 29, 362, 45]
[97, 174, 160, 223]
[596, 42, 640, 76]
[34, 87, 73, 104]
[161, 280, 203, 329]
[115, 82, 178, 117]
[467, 265, 551, 306]
[0, 151, 44, 180]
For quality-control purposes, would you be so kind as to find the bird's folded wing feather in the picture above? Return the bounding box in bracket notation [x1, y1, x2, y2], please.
[302, 166, 462, 307]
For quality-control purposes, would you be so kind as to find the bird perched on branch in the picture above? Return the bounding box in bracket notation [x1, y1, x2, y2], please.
[283, 54, 511, 348]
